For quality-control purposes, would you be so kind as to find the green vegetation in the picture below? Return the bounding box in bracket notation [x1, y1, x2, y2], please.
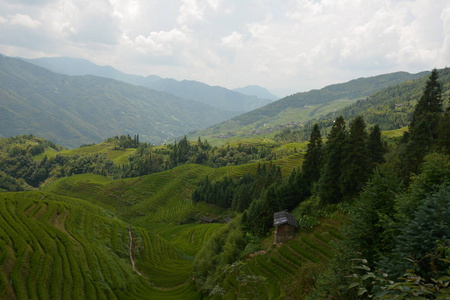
[0, 192, 201, 299]
[0, 69, 449, 299]
[188, 70, 430, 145]
[0, 55, 235, 148]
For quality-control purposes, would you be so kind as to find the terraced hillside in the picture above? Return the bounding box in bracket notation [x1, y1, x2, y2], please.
[0, 192, 202, 299]
[215, 213, 346, 299]
[43, 152, 304, 227]
[56, 142, 137, 165]
[1, 151, 323, 299]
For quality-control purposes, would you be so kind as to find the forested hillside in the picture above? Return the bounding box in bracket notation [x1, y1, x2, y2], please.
[0, 70, 448, 299]
[272, 67, 450, 145]
[189, 71, 429, 144]
[0, 55, 235, 148]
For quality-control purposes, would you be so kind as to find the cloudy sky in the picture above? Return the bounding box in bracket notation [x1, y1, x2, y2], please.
[0, 0, 449, 96]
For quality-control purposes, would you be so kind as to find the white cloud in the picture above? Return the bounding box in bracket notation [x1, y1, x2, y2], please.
[4, 13, 41, 27]
[177, 0, 205, 28]
[0, 0, 449, 94]
[221, 31, 244, 49]
[134, 29, 189, 55]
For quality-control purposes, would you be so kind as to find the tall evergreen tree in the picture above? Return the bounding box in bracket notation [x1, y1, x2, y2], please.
[437, 106, 450, 154]
[317, 116, 347, 204]
[367, 124, 385, 166]
[409, 69, 443, 134]
[400, 69, 443, 179]
[340, 116, 370, 200]
[301, 124, 323, 196]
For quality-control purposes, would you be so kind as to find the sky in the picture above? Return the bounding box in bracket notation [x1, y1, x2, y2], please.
[0, 0, 449, 97]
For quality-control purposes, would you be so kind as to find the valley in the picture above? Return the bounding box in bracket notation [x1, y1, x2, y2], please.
[0, 60, 449, 299]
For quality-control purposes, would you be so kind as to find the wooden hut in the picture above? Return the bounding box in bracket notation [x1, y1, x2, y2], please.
[273, 211, 297, 243]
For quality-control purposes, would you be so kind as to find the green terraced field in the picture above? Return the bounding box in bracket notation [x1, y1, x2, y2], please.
[224, 213, 346, 299]
[150, 223, 226, 257]
[51, 142, 137, 164]
[24, 156, 323, 299]
[0, 192, 202, 299]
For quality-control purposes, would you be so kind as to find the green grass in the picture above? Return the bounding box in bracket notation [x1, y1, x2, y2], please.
[55, 142, 136, 164]
[0, 191, 202, 299]
[150, 223, 226, 257]
[382, 126, 408, 138]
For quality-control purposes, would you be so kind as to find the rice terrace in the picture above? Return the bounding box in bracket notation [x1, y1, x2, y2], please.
[1, 1, 450, 298]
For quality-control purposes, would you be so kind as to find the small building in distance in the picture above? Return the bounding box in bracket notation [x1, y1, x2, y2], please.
[274, 211, 298, 243]
[201, 216, 214, 223]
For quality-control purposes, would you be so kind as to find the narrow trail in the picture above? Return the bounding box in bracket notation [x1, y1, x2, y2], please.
[128, 228, 143, 276]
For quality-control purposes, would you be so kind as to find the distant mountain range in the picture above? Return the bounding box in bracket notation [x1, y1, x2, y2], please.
[3, 53, 444, 148]
[25, 57, 273, 113]
[233, 85, 279, 101]
[0, 55, 236, 148]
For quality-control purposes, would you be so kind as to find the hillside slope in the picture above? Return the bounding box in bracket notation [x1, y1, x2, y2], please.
[26, 56, 272, 114]
[0, 191, 201, 299]
[320, 67, 450, 130]
[189, 71, 430, 144]
[0, 55, 235, 148]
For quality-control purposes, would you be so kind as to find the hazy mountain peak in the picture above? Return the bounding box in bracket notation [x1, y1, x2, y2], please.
[233, 85, 278, 101]
[24, 56, 271, 113]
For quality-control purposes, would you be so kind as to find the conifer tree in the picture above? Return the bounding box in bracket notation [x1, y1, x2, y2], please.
[409, 69, 443, 134]
[301, 123, 322, 196]
[400, 69, 443, 179]
[437, 106, 450, 154]
[340, 116, 370, 200]
[317, 116, 347, 204]
[367, 124, 385, 166]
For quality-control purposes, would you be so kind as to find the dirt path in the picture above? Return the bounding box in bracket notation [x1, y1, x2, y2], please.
[128, 228, 143, 276]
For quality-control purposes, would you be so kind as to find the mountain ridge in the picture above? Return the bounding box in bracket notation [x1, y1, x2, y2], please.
[0, 55, 235, 148]
[188, 70, 431, 144]
[233, 84, 278, 101]
[25, 56, 272, 113]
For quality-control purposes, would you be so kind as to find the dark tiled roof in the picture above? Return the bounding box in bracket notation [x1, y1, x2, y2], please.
[273, 211, 297, 227]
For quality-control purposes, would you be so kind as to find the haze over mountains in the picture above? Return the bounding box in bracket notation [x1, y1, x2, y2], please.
[0, 55, 237, 148]
[2, 53, 445, 148]
[25, 57, 273, 113]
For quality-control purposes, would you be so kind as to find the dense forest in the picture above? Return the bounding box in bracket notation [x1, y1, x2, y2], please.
[0, 70, 449, 299]
[191, 69, 450, 298]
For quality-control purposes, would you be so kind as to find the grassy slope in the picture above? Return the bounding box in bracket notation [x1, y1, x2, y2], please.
[0, 191, 201, 299]
[56, 142, 137, 165]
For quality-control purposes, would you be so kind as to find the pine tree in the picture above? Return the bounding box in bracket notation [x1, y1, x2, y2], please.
[367, 124, 385, 166]
[340, 116, 370, 199]
[317, 116, 347, 204]
[437, 106, 450, 154]
[409, 69, 443, 134]
[399, 69, 443, 179]
[301, 123, 322, 195]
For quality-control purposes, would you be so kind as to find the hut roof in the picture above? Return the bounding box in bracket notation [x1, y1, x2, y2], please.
[273, 211, 297, 227]
[201, 216, 214, 223]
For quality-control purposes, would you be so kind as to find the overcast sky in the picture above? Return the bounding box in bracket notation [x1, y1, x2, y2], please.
[0, 0, 449, 97]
